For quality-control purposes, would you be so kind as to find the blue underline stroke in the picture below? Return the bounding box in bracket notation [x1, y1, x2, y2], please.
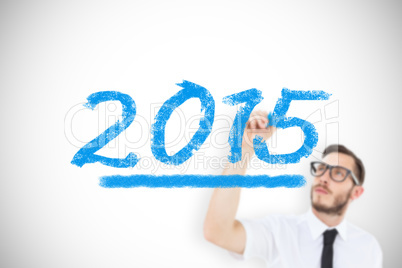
[99, 174, 306, 188]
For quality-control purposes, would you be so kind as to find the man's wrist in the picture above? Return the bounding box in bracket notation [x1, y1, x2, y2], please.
[242, 144, 254, 156]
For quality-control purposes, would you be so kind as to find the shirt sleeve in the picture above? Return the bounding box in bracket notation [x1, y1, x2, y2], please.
[372, 238, 383, 268]
[229, 216, 279, 263]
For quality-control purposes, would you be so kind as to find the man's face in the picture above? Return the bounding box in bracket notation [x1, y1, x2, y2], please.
[311, 152, 361, 216]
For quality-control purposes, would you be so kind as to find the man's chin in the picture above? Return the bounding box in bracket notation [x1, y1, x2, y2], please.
[312, 200, 346, 216]
[312, 202, 333, 215]
[312, 201, 330, 211]
[312, 195, 330, 205]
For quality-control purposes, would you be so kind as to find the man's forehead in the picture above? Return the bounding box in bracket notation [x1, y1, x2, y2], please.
[322, 152, 355, 169]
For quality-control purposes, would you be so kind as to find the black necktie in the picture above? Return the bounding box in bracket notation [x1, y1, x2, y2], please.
[321, 229, 338, 268]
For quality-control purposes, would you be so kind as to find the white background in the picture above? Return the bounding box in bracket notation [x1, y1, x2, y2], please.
[1, 0, 401, 267]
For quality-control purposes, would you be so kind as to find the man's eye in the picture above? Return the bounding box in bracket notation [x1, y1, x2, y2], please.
[334, 168, 346, 176]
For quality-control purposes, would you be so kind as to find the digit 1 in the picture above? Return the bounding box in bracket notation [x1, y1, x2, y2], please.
[223, 88, 263, 163]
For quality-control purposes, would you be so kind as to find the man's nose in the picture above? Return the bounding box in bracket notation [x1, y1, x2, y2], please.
[319, 168, 331, 184]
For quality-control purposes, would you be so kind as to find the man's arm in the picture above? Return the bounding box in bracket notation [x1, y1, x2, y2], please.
[203, 111, 275, 254]
[203, 148, 252, 254]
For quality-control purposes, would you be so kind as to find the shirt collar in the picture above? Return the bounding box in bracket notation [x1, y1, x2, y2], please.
[300, 208, 348, 241]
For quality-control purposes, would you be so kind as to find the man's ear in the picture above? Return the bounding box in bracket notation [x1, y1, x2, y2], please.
[350, 186, 364, 201]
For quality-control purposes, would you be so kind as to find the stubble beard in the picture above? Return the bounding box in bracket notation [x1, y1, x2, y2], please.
[311, 186, 354, 216]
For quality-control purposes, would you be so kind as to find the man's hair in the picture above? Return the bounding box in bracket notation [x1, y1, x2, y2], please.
[322, 144, 365, 185]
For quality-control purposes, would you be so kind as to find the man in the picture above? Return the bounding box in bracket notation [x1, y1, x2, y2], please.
[204, 111, 382, 268]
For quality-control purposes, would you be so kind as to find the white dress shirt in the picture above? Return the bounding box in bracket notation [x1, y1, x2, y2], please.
[231, 209, 382, 268]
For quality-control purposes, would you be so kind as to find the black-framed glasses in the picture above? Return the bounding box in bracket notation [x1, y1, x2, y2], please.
[310, 161, 360, 185]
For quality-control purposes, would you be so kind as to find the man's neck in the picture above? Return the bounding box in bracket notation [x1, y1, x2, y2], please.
[312, 207, 345, 227]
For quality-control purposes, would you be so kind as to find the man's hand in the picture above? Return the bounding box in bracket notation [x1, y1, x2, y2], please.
[242, 110, 276, 152]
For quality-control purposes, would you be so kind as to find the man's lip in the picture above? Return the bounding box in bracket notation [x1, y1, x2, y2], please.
[314, 187, 328, 194]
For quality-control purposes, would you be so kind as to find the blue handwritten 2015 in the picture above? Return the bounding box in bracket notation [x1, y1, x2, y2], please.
[71, 80, 331, 188]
